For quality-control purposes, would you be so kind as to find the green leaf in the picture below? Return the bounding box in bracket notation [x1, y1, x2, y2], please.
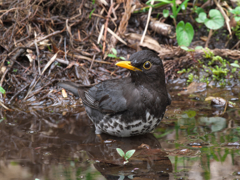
[125, 149, 135, 160]
[180, 46, 189, 51]
[176, 0, 189, 15]
[229, 6, 240, 15]
[0, 117, 6, 123]
[234, 16, 240, 22]
[0, 86, 6, 94]
[185, 110, 196, 118]
[196, 12, 207, 23]
[111, 48, 117, 55]
[199, 117, 226, 132]
[119, 56, 125, 60]
[230, 63, 240, 68]
[195, 7, 204, 14]
[107, 54, 117, 58]
[89, 8, 95, 19]
[181, 4, 186, 10]
[195, 46, 203, 50]
[116, 148, 125, 157]
[177, 69, 186, 73]
[176, 21, 194, 47]
[146, 0, 172, 4]
[204, 9, 224, 30]
[163, 9, 169, 18]
[211, 150, 220, 161]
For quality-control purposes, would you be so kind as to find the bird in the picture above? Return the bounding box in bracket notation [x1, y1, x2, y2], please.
[58, 50, 171, 137]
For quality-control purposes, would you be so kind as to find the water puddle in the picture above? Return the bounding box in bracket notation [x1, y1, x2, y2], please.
[0, 82, 240, 180]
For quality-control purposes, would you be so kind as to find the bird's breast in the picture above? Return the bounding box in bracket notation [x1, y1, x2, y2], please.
[95, 110, 164, 137]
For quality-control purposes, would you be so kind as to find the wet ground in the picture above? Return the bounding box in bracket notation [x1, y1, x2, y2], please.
[0, 80, 240, 180]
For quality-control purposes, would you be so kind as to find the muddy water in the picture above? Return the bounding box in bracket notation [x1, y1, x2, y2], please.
[0, 82, 240, 180]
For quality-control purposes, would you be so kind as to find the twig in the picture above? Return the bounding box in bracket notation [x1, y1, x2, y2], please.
[74, 54, 112, 64]
[34, 32, 41, 75]
[24, 52, 58, 100]
[140, 0, 154, 45]
[102, 3, 114, 54]
[24, 79, 56, 100]
[24, 75, 38, 100]
[98, 25, 105, 44]
[205, 29, 213, 48]
[107, 28, 127, 45]
[0, 68, 8, 100]
[41, 52, 59, 75]
[0, 8, 22, 23]
[7, 47, 35, 57]
[9, 84, 30, 103]
[89, 54, 96, 70]
[0, 100, 10, 110]
[64, 37, 69, 63]
[29, 28, 66, 47]
[201, 0, 212, 8]
[231, 40, 240, 50]
[214, 0, 231, 35]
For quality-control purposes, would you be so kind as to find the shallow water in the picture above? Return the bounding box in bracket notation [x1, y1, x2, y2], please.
[0, 82, 240, 180]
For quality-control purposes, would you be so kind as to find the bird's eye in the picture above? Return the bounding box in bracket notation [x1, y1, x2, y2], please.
[143, 61, 152, 70]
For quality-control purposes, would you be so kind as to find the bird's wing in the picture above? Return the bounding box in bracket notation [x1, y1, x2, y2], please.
[82, 80, 128, 114]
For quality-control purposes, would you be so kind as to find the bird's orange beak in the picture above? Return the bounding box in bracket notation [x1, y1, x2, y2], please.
[115, 61, 142, 71]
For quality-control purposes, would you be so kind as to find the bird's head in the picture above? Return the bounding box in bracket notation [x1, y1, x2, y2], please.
[116, 50, 166, 84]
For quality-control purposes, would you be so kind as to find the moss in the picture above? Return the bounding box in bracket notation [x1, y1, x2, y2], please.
[179, 48, 240, 87]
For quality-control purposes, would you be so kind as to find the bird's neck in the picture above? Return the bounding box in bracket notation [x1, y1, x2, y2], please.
[131, 73, 166, 88]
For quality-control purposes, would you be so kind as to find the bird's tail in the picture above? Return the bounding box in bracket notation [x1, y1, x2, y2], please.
[58, 81, 82, 97]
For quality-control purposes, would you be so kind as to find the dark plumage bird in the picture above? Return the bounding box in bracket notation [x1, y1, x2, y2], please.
[58, 50, 171, 137]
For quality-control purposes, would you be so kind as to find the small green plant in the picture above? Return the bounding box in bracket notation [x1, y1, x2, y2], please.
[0, 86, 6, 94]
[180, 46, 203, 52]
[202, 53, 229, 81]
[195, 9, 224, 30]
[192, 6, 204, 14]
[89, 0, 96, 19]
[89, 8, 95, 19]
[200, 76, 210, 85]
[178, 66, 193, 74]
[163, 9, 169, 18]
[180, 46, 202, 63]
[169, 0, 189, 22]
[177, 69, 187, 74]
[232, 23, 240, 40]
[146, 0, 189, 26]
[176, 21, 194, 46]
[203, 48, 214, 59]
[146, 1, 194, 46]
[229, 6, 240, 22]
[107, 48, 125, 60]
[187, 73, 194, 83]
[232, 67, 237, 73]
[211, 66, 228, 80]
[13, 69, 18, 73]
[208, 56, 227, 67]
[0, 117, 6, 123]
[116, 148, 135, 164]
[134, 2, 169, 13]
[230, 60, 240, 68]
[178, 48, 239, 86]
